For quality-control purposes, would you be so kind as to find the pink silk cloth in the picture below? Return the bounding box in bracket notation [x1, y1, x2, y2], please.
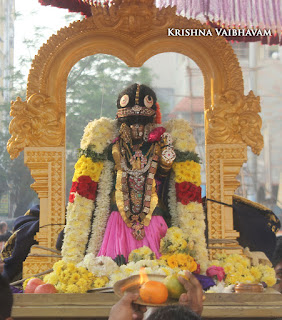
[98, 211, 168, 261]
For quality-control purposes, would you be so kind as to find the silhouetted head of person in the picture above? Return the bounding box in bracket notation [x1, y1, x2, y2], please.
[146, 305, 202, 320]
[0, 221, 8, 235]
[0, 274, 13, 320]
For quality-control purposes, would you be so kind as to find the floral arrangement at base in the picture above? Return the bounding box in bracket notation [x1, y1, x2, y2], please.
[160, 227, 193, 255]
[206, 252, 276, 292]
[77, 254, 119, 277]
[43, 260, 109, 293]
[160, 254, 198, 271]
[206, 282, 235, 293]
[128, 246, 156, 262]
[39, 244, 277, 295]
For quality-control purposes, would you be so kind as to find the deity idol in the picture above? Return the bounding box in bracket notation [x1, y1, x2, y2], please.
[62, 84, 208, 268]
[98, 84, 175, 262]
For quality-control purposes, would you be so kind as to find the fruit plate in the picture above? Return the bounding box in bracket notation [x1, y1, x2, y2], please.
[113, 274, 178, 306]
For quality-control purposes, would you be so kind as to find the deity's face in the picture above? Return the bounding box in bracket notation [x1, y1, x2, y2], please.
[116, 83, 157, 128]
[130, 124, 145, 141]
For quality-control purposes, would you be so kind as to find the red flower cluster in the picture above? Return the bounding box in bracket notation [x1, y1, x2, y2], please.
[194, 263, 201, 274]
[175, 181, 202, 205]
[69, 175, 98, 203]
[148, 126, 166, 142]
[69, 193, 76, 203]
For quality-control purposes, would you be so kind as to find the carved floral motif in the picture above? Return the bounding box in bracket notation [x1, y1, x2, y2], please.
[206, 90, 263, 155]
[7, 94, 64, 159]
[91, 0, 176, 34]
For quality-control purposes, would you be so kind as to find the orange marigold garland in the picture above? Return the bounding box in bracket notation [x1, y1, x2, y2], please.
[155, 102, 162, 124]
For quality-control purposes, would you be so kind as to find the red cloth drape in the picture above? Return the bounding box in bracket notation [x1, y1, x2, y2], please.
[39, 0, 92, 16]
[38, 0, 281, 45]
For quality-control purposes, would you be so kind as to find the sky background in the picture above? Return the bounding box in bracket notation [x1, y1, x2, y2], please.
[14, 0, 81, 74]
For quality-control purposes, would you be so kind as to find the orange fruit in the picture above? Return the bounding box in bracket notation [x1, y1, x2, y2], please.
[139, 280, 168, 304]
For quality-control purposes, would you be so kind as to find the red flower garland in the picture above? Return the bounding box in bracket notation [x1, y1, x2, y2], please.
[175, 181, 202, 205]
[69, 175, 98, 202]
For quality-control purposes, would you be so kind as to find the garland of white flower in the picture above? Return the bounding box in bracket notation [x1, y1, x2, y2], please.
[177, 202, 208, 270]
[86, 160, 114, 256]
[167, 171, 179, 226]
[62, 117, 117, 264]
[80, 117, 118, 153]
[164, 119, 209, 271]
[62, 194, 95, 264]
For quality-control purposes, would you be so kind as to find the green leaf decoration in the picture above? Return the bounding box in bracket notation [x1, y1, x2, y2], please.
[174, 150, 201, 163]
[77, 147, 109, 162]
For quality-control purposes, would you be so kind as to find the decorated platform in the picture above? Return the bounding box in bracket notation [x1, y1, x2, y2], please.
[12, 290, 282, 319]
[4, 1, 282, 320]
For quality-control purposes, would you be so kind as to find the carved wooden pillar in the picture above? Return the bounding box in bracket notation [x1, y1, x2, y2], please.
[206, 144, 247, 256]
[206, 90, 263, 257]
[22, 147, 65, 276]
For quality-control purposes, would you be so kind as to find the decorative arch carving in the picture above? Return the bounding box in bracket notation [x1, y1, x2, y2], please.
[7, 1, 264, 276]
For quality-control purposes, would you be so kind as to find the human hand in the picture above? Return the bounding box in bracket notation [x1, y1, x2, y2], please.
[109, 292, 147, 320]
[178, 271, 204, 316]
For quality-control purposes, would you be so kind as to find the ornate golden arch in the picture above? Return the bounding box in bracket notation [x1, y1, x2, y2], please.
[7, 1, 263, 276]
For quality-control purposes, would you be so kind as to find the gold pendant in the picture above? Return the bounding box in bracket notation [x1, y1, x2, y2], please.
[131, 158, 141, 170]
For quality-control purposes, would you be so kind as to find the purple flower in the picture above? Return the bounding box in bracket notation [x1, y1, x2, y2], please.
[193, 273, 216, 290]
[10, 286, 23, 293]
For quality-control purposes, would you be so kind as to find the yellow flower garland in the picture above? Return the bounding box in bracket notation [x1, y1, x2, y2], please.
[72, 155, 104, 182]
[44, 260, 110, 293]
[160, 227, 190, 254]
[172, 160, 201, 186]
[161, 253, 197, 272]
[210, 253, 276, 287]
[128, 246, 156, 262]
